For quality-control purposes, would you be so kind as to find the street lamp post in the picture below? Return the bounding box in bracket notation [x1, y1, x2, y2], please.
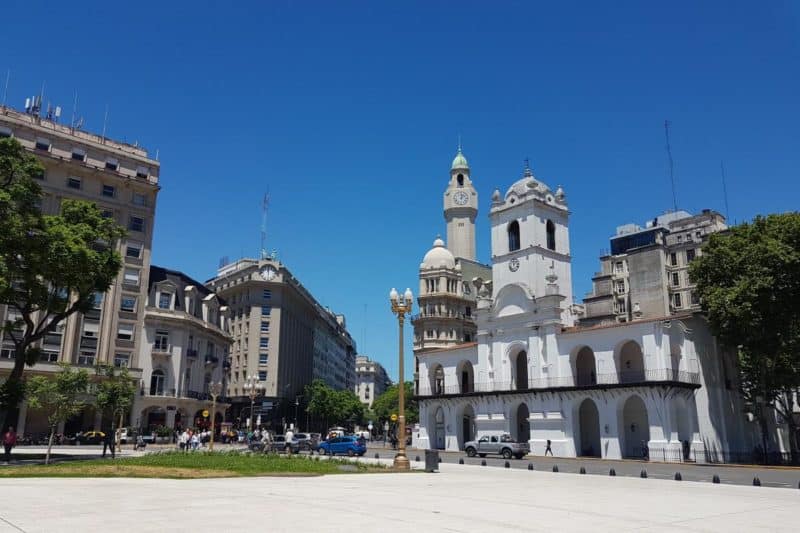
[208, 381, 222, 451]
[389, 287, 413, 470]
[243, 375, 263, 431]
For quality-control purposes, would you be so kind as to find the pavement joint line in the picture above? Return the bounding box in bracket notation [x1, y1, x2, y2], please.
[0, 515, 27, 533]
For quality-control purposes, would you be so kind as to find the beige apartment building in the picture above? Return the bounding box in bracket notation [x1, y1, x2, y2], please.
[581, 209, 727, 326]
[0, 105, 160, 436]
[354, 355, 391, 408]
[206, 258, 356, 430]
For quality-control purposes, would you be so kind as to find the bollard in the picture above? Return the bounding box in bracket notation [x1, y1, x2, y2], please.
[609, 468, 616, 476]
[753, 477, 761, 487]
[481, 459, 487, 466]
[640, 469, 647, 478]
[674, 472, 682, 481]
[712, 475, 720, 484]
[552, 465, 559, 472]
[579, 467, 586, 474]
[415, 456, 420, 462]
[528, 463, 534, 471]
[459, 458, 464, 465]
[505, 461, 510, 469]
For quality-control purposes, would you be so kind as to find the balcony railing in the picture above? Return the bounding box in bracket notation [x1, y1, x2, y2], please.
[416, 368, 699, 396]
[411, 312, 474, 322]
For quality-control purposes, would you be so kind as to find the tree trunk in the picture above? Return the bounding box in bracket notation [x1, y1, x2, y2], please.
[0, 350, 29, 433]
[46, 425, 55, 465]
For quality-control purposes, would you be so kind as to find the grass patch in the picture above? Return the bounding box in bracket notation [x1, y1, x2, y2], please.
[0, 450, 388, 479]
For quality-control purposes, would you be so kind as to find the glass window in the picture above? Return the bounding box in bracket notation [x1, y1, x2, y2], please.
[261, 305, 271, 315]
[0, 127, 12, 138]
[105, 158, 119, 171]
[260, 337, 269, 348]
[128, 216, 145, 232]
[101, 209, 114, 219]
[670, 252, 678, 266]
[673, 293, 682, 309]
[150, 370, 165, 395]
[0, 348, 16, 359]
[35, 137, 51, 151]
[686, 249, 696, 262]
[40, 351, 58, 363]
[123, 268, 140, 286]
[671, 272, 680, 287]
[154, 330, 169, 351]
[67, 177, 81, 189]
[117, 323, 134, 341]
[125, 242, 142, 259]
[263, 289, 272, 299]
[120, 295, 137, 312]
[71, 148, 86, 161]
[132, 192, 147, 206]
[78, 352, 95, 365]
[258, 371, 267, 381]
[158, 292, 172, 309]
[259, 354, 268, 364]
[102, 184, 115, 197]
[260, 321, 269, 332]
[691, 291, 700, 305]
[114, 353, 130, 368]
[135, 167, 149, 179]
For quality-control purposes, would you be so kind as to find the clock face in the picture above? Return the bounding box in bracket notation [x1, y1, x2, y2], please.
[453, 191, 469, 206]
[509, 258, 520, 272]
[260, 266, 277, 281]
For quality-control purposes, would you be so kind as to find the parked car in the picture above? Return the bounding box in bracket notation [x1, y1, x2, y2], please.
[269, 435, 302, 454]
[294, 433, 318, 452]
[317, 436, 367, 457]
[76, 430, 106, 445]
[464, 434, 529, 460]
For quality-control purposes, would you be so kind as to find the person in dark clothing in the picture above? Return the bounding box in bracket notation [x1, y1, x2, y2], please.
[544, 439, 553, 456]
[102, 431, 116, 459]
[3, 427, 17, 463]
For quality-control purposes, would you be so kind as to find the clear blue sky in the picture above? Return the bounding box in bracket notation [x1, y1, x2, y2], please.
[3, 1, 799, 382]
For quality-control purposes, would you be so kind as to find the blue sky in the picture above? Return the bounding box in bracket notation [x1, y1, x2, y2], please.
[3, 1, 799, 381]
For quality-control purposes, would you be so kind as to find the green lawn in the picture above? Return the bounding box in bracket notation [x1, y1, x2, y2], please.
[0, 450, 388, 479]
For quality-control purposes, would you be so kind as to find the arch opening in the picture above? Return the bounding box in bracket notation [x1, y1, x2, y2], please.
[621, 395, 650, 458]
[431, 406, 446, 450]
[546, 219, 556, 251]
[618, 341, 645, 383]
[430, 365, 444, 395]
[458, 361, 475, 393]
[574, 347, 597, 386]
[508, 220, 520, 252]
[513, 351, 528, 390]
[515, 403, 530, 444]
[576, 398, 601, 457]
[460, 404, 475, 449]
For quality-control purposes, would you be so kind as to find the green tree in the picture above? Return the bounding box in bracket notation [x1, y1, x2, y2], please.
[372, 382, 418, 426]
[305, 379, 337, 429]
[689, 212, 800, 460]
[0, 137, 126, 431]
[25, 364, 90, 464]
[94, 365, 136, 446]
[332, 389, 365, 428]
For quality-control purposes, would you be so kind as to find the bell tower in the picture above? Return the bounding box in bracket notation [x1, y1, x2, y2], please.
[444, 146, 478, 261]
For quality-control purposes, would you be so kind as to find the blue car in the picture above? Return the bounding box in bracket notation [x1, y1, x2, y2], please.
[317, 436, 367, 457]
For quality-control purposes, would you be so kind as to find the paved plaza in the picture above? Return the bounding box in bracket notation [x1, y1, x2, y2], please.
[0, 459, 797, 532]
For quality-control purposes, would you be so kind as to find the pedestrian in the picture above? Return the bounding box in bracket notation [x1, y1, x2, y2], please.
[102, 430, 116, 459]
[3, 426, 17, 464]
[190, 431, 199, 451]
[134, 434, 146, 451]
[544, 439, 553, 456]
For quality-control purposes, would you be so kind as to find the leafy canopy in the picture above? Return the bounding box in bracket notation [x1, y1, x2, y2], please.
[25, 363, 90, 428]
[371, 382, 417, 425]
[304, 379, 365, 426]
[94, 365, 137, 425]
[689, 213, 800, 438]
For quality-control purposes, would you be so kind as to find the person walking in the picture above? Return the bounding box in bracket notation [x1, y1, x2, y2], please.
[102, 430, 116, 459]
[544, 439, 553, 456]
[3, 426, 17, 464]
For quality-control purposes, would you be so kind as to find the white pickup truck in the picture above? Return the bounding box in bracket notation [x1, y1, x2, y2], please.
[464, 434, 529, 460]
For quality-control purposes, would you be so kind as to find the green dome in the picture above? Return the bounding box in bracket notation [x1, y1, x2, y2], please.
[451, 148, 469, 170]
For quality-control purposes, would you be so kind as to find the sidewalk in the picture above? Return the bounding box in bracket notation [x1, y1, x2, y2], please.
[0, 459, 796, 532]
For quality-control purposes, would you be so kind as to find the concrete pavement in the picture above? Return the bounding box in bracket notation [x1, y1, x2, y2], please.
[0, 458, 797, 532]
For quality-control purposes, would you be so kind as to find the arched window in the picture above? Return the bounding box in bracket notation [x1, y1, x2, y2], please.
[150, 370, 165, 396]
[508, 221, 521, 252]
[457, 174, 464, 186]
[546, 220, 556, 251]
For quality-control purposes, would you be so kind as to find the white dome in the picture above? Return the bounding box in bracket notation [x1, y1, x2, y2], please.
[421, 237, 455, 270]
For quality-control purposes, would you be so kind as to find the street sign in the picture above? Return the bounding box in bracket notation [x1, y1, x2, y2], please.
[202, 410, 209, 418]
[391, 414, 397, 422]
[368, 423, 373, 431]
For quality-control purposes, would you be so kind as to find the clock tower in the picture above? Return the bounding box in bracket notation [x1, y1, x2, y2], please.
[444, 147, 478, 261]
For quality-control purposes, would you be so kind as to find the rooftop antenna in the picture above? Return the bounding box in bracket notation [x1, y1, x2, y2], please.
[720, 160, 730, 221]
[71, 91, 78, 130]
[101, 104, 109, 140]
[1, 69, 9, 108]
[664, 120, 678, 212]
[260, 191, 270, 260]
[523, 157, 532, 177]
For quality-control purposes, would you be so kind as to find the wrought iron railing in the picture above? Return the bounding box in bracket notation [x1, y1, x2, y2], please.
[416, 368, 699, 396]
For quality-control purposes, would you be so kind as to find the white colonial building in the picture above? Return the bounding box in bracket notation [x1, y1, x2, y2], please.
[414, 157, 752, 462]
